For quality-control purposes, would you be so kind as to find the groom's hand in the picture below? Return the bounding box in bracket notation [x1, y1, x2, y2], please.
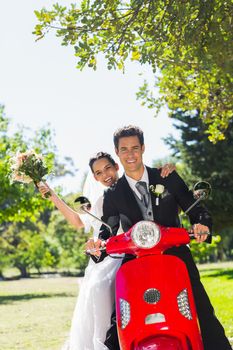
[191, 223, 210, 243]
[85, 238, 106, 258]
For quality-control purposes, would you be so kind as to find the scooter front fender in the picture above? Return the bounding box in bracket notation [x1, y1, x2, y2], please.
[115, 255, 203, 350]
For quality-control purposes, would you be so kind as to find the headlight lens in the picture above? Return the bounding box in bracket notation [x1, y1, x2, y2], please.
[131, 221, 160, 249]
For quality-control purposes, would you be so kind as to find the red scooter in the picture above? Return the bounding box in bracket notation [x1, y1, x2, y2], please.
[105, 221, 203, 350]
[75, 181, 211, 350]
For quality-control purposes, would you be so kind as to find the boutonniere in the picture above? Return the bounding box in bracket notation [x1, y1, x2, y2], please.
[149, 184, 165, 206]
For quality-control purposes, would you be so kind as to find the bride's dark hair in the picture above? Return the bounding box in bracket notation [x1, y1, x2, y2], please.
[89, 152, 116, 172]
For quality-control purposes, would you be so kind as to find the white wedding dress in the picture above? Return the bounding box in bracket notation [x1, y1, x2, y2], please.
[62, 175, 123, 350]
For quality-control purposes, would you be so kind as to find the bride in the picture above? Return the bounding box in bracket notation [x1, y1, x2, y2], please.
[38, 152, 175, 349]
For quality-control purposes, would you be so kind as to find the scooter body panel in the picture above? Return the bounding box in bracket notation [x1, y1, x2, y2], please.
[115, 254, 203, 350]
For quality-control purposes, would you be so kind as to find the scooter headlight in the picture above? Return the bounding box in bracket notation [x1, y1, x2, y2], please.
[131, 221, 160, 249]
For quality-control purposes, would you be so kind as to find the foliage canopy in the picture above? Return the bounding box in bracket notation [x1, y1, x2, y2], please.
[0, 105, 86, 277]
[34, 0, 233, 142]
[165, 109, 233, 253]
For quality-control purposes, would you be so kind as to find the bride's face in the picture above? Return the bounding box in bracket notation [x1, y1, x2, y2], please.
[92, 157, 119, 187]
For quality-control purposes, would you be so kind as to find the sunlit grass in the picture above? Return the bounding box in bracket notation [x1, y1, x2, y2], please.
[198, 262, 233, 342]
[0, 277, 79, 350]
[0, 262, 232, 349]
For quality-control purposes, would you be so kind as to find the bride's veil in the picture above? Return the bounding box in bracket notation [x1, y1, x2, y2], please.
[80, 170, 105, 234]
[82, 170, 105, 206]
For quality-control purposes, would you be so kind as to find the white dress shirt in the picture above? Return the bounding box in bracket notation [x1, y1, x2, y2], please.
[125, 166, 149, 200]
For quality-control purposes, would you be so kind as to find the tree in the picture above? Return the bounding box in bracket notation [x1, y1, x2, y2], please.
[189, 235, 222, 263]
[0, 105, 78, 277]
[34, 0, 233, 142]
[3, 221, 60, 277]
[46, 207, 89, 274]
[165, 109, 233, 257]
[0, 106, 54, 224]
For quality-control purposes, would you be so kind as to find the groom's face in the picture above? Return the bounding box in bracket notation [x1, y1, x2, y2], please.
[115, 135, 145, 176]
[92, 157, 119, 187]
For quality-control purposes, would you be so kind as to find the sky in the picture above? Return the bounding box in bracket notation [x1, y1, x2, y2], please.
[0, 0, 179, 193]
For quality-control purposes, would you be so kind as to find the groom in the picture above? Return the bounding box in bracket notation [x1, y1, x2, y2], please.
[90, 125, 231, 350]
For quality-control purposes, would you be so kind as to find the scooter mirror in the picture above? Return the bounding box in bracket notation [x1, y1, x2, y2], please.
[183, 181, 211, 216]
[193, 181, 211, 200]
[74, 196, 113, 235]
[74, 196, 91, 214]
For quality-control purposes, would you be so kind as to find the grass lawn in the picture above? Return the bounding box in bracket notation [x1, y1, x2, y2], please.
[0, 262, 232, 349]
[198, 262, 233, 344]
[0, 277, 79, 350]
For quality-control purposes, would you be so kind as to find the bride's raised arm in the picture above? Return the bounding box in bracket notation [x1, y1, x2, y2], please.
[37, 182, 85, 229]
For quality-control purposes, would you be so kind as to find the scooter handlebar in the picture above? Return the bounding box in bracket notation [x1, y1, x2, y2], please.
[84, 226, 211, 256]
[188, 230, 210, 239]
[85, 246, 106, 255]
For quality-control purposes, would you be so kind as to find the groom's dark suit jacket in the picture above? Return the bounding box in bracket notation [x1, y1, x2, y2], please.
[99, 166, 212, 241]
[97, 168, 232, 350]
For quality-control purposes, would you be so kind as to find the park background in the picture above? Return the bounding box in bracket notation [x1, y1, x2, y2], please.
[0, 1, 232, 349]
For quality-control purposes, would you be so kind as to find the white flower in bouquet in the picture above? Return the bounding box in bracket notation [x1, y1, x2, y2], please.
[9, 150, 53, 197]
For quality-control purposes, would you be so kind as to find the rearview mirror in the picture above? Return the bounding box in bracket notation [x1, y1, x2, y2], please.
[183, 181, 211, 216]
[74, 196, 113, 235]
[74, 196, 91, 214]
[193, 181, 211, 200]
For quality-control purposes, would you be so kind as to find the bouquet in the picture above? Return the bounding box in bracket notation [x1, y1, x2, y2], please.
[9, 150, 52, 197]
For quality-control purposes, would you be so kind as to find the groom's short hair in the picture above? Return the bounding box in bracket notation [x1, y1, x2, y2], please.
[89, 152, 116, 172]
[113, 125, 144, 150]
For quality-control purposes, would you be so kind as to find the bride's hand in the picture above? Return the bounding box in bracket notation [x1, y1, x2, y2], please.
[160, 163, 176, 178]
[37, 181, 52, 198]
[85, 239, 106, 257]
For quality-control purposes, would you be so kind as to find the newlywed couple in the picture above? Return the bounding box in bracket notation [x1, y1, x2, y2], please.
[39, 125, 231, 350]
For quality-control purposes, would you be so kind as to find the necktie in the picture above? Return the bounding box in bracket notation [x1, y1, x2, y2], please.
[135, 181, 149, 207]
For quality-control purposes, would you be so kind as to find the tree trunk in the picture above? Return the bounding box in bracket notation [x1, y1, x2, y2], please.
[17, 265, 29, 278]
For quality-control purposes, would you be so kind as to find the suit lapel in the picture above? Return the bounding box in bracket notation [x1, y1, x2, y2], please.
[147, 166, 161, 218]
